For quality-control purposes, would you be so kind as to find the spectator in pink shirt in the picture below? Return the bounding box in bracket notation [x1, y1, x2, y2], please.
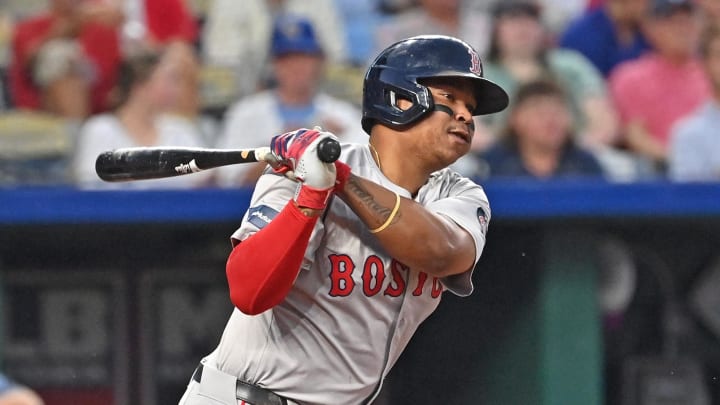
[609, 0, 710, 168]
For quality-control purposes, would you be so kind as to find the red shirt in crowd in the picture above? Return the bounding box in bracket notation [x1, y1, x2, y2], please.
[9, 0, 197, 114]
[9, 13, 121, 113]
[144, 0, 198, 45]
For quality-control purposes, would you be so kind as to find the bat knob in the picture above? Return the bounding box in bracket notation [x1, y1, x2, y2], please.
[317, 138, 341, 163]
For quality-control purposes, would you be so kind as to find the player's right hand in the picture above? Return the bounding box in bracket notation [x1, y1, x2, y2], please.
[270, 128, 338, 210]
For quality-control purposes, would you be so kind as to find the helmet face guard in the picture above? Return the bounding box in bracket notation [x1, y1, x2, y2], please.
[364, 67, 433, 129]
[361, 35, 509, 134]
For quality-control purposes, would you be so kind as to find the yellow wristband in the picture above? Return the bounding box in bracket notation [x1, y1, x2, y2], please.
[369, 192, 401, 234]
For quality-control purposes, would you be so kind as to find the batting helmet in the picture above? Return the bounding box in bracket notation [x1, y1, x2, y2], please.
[361, 35, 509, 134]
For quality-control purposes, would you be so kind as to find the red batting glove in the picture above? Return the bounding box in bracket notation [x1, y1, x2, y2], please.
[270, 128, 340, 210]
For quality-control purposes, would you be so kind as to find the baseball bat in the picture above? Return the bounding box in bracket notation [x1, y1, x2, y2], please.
[95, 137, 341, 182]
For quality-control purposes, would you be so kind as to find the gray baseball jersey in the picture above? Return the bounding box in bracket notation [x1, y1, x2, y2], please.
[206, 143, 491, 405]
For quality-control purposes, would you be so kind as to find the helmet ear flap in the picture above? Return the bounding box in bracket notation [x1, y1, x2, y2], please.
[361, 70, 434, 134]
[361, 35, 509, 134]
[382, 80, 434, 123]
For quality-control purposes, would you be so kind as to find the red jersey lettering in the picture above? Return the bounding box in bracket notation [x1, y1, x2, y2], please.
[362, 255, 385, 297]
[328, 255, 441, 300]
[413, 272, 428, 296]
[384, 260, 407, 297]
[328, 254, 355, 297]
[431, 277, 443, 298]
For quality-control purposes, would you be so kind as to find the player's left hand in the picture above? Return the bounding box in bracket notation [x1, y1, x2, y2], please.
[270, 127, 339, 209]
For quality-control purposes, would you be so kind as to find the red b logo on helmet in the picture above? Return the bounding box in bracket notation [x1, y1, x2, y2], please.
[468, 48, 481, 75]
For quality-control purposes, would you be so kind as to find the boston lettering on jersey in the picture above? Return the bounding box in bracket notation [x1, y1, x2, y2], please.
[328, 255, 443, 299]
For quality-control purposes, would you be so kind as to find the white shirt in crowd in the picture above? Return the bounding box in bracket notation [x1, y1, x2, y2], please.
[73, 113, 212, 189]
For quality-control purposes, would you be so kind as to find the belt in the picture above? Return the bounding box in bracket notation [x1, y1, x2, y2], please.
[192, 363, 288, 405]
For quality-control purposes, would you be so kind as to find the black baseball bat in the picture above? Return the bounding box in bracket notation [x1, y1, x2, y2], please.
[95, 138, 341, 182]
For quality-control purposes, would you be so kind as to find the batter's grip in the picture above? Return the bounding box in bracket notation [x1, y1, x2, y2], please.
[317, 138, 341, 163]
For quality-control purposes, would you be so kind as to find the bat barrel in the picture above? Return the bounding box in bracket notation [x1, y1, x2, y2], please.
[95, 149, 172, 182]
[95, 148, 254, 182]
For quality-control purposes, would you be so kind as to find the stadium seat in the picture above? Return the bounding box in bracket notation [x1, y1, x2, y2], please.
[0, 110, 77, 185]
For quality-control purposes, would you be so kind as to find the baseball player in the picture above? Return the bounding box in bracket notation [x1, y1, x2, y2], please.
[178, 35, 509, 405]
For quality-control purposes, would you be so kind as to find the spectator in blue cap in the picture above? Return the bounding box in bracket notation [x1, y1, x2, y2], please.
[214, 15, 366, 187]
[270, 14, 324, 57]
[200, 0, 347, 99]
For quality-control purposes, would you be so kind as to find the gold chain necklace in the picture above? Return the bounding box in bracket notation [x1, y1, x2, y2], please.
[369, 143, 382, 171]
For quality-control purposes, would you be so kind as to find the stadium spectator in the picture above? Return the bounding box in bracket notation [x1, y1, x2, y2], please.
[472, 79, 606, 180]
[200, 0, 347, 98]
[481, 1, 619, 151]
[335, 0, 388, 66]
[72, 47, 211, 189]
[697, 0, 720, 30]
[559, 0, 652, 77]
[159, 41, 201, 121]
[539, 0, 593, 36]
[669, 24, 720, 181]
[462, 0, 590, 40]
[0, 373, 43, 405]
[609, 0, 710, 167]
[374, 0, 492, 59]
[213, 15, 366, 188]
[118, 0, 198, 55]
[8, 0, 123, 119]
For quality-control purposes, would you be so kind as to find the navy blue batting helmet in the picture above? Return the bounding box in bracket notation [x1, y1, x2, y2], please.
[361, 35, 509, 134]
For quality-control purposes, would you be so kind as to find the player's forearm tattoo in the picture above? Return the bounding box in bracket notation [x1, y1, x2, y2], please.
[345, 176, 400, 225]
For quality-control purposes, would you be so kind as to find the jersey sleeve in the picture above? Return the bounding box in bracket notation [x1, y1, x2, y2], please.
[230, 171, 326, 269]
[424, 180, 490, 297]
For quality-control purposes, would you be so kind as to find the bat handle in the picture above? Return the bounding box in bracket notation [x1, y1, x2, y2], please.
[317, 138, 341, 163]
[258, 138, 341, 167]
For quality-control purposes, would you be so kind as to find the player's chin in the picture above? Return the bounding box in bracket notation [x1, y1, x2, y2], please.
[441, 146, 470, 168]
[446, 134, 472, 155]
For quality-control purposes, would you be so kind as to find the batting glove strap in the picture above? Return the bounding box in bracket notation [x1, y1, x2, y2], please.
[294, 184, 333, 210]
[333, 161, 351, 193]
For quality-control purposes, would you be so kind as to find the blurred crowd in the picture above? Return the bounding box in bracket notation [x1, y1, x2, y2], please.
[0, 1, 717, 403]
[1, 0, 719, 189]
